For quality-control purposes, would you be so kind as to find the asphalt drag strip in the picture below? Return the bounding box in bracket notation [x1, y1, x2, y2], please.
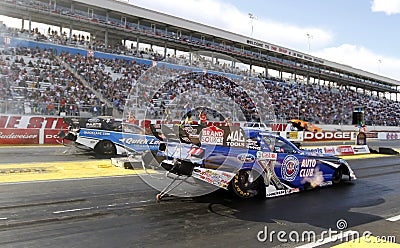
[0, 150, 399, 247]
[0, 146, 397, 184]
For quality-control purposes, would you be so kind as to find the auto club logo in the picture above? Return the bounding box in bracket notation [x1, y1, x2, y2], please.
[281, 155, 300, 181]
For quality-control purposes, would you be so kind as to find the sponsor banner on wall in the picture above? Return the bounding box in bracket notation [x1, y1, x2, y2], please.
[335, 145, 354, 156]
[365, 132, 378, 139]
[386, 133, 400, 140]
[376, 132, 400, 140]
[303, 131, 356, 141]
[0, 128, 68, 145]
[302, 147, 326, 155]
[270, 123, 289, 131]
[352, 145, 370, 155]
[43, 129, 68, 144]
[302, 145, 369, 156]
[0, 115, 67, 129]
[0, 128, 39, 144]
[324, 146, 335, 154]
[286, 131, 303, 142]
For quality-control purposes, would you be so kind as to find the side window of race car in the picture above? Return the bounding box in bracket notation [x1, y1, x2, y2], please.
[274, 139, 297, 154]
[260, 136, 274, 152]
[273, 139, 284, 153]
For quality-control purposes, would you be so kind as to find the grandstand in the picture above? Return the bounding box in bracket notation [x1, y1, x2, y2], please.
[0, 0, 399, 127]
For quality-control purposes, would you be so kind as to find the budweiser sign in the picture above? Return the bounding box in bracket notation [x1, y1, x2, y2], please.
[0, 128, 39, 144]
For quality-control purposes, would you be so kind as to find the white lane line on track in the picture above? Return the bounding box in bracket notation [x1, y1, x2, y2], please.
[53, 207, 94, 214]
[386, 214, 400, 222]
[295, 231, 358, 248]
[54, 200, 153, 214]
[0, 217, 8, 220]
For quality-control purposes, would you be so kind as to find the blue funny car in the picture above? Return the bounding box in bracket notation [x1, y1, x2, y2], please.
[156, 125, 356, 199]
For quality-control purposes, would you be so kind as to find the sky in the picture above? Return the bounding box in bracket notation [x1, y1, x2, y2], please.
[129, 0, 400, 81]
[1, 0, 400, 81]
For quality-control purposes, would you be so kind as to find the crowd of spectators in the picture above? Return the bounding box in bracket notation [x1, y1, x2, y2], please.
[262, 78, 400, 126]
[128, 64, 400, 126]
[1, 23, 250, 76]
[0, 46, 104, 116]
[0, 32, 399, 126]
[61, 53, 150, 114]
[149, 72, 259, 121]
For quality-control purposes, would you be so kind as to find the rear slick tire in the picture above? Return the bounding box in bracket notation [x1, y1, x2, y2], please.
[332, 167, 343, 184]
[230, 170, 264, 199]
[95, 140, 116, 155]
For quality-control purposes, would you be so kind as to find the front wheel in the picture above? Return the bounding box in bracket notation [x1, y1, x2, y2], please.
[230, 170, 264, 199]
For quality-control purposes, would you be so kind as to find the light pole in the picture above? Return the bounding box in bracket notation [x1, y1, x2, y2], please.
[306, 33, 313, 53]
[248, 13, 257, 36]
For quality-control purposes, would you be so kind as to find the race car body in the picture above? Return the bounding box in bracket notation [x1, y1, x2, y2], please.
[288, 119, 322, 132]
[157, 125, 356, 199]
[59, 117, 161, 155]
